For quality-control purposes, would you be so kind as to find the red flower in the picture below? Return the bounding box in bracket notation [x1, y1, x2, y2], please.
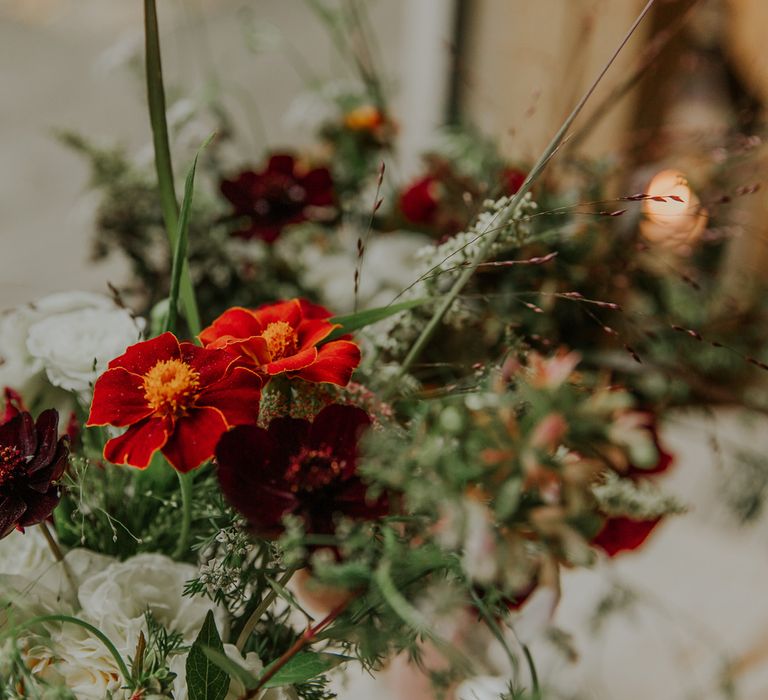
[199, 299, 360, 387]
[220, 154, 335, 243]
[593, 421, 674, 557]
[216, 404, 387, 537]
[592, 516, 660, 557]
[399, 175, 441, 226]
[0, 409, 68, 538]
[502, 167, 526, 195]
[87, 333, 262, 473]
[1, 388, 25, 425]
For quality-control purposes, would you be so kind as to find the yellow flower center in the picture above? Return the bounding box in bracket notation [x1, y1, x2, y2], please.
[143, 359, 200, 416]
[262, 321, 298, 361]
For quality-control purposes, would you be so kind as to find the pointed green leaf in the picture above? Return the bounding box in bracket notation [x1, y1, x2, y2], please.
[263, 651, 349, 688]
[326, 297, 434, 341]
[165, 134, 214, 336]
[201, 646, 259, 690]
[186, 611, 229, 700]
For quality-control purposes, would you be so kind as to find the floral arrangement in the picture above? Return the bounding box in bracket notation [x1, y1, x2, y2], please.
[2, 2, 766, 699]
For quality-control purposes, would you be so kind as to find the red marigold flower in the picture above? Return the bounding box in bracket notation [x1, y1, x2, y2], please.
[216, 404, 387, 537]
[87, 332, 262, 473]
[1, 387, 25, 425]
[399, 175, 441, 225]
[220, 154, 336, 243]
[199, 299, 360, 387]
[0, 409, 68, 538]
[593, 420, 674, 557]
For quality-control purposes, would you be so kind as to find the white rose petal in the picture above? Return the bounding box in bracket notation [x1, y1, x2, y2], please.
[77, 553, 226, 658]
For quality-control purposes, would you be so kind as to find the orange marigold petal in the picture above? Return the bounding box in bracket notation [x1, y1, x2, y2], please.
[161, 406, 228, 473]
[293, 340, 360, 386]
[107, 332, 179, 374]
[103, 417, 170, 469]
[197, 366, 262, 426]
[199, 307, 263, 347]
[265, 347, 318, 375]
[88, 368, 153, 427]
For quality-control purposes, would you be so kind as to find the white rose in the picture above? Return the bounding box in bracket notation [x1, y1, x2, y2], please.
[25, 292, 144, 397]
[0, 526, 114, 605]
[77, 553, 227, 658]
[36, 625, 125, 700]
[0, 291, 143, 401]
[455, 675, 510, 700]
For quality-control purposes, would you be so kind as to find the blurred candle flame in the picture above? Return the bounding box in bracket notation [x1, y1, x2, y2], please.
[640, 169, 708, 253]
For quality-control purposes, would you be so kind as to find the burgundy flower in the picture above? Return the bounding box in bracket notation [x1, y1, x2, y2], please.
[593, 420, 674, 557]
[0, 409, 68, 538]
[216, 404, 387, 538]
[220, 154, 336, 243]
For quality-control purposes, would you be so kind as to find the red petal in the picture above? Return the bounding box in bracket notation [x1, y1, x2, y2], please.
[161, 407, 228, 473]
[216, 425, 297, 535]
[180, 343, 239, 386]
[199, 308, 264, 347]
[265, 347, 318, 375]
[309, 404, 370, 468]
[296, 318, 336, 349]
[87, 368, 152, 426]
[294, 340, 360, 386]
[197, 366, 262, 426]
[297, 298, 332, 320]
[107, 332, 179, 374]
[0, 496, 27, 538]
[266, 154, 296, 175]
[104, 417, 170, 469]
[593, 516, 661, 557]
[252, 299, 303, 328]
[222, 336, 271, 366]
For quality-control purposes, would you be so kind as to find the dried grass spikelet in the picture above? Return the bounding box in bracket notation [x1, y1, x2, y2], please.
[640, 169, 708, 253]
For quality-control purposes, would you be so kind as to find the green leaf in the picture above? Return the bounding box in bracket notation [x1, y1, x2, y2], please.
[201, 646, 259, 690]
[186, 611, 230, 700]
[263, 651, 349, 688]
[326, 297, 434, 341]
[144, 0, 202, 337]
[165, 134, 214, 336]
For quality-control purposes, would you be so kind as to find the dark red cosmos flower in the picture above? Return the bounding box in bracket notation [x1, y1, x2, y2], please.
[199, 299, 360, 387]
[220, 154, 335, 243]
[216, 404, 387, 537]
[87, 332, 262, 473]
[593, 421, 674, 557]
[0, 409, 68, 539]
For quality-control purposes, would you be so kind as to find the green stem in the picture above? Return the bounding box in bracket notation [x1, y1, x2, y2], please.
[38, 521, 78, 600]
[17, 614, 131, 685]
[394, 0, 657, 384]
[144, 0, 201, 337]
[523, 644, 540, 698]
[173, 470, 193, 560]
[235, 566, 299, 652]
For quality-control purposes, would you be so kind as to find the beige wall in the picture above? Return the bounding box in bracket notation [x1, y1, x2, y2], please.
[461, 0, 648, 162]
